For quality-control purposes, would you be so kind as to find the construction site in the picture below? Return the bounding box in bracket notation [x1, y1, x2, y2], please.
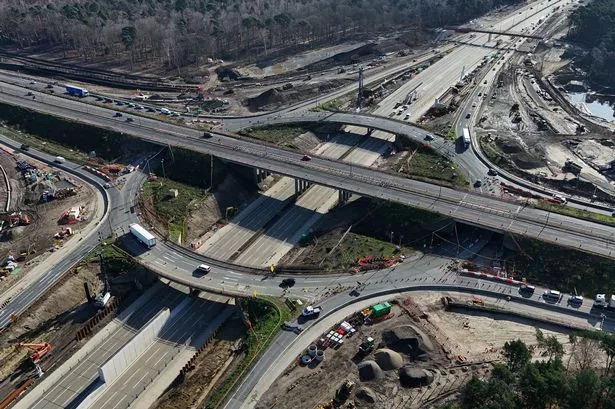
[0, 148, 98, 293]
[257, 292, 572, 409]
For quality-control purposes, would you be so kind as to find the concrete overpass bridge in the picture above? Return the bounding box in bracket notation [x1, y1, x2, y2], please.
[0, 84, 614, 263]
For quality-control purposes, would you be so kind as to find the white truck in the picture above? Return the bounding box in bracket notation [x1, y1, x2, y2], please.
[301, 305, 322, 317]
[129, 223, 156, 248]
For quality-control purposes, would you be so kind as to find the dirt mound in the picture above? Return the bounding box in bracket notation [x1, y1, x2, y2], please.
[247, 88, 287, 110]
[358, 360, 384, 381]
[384, 326, 428, 358]
[355, 386, 378, 403]
[398, 367, 434, 388]
[216, 66, 243, 81]
[374, 348, 403, 370]
[497, 139, 524, 154]
[511, 152, 543, 169]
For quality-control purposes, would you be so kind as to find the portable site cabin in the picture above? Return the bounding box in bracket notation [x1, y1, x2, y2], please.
[371, 302, 392, 318]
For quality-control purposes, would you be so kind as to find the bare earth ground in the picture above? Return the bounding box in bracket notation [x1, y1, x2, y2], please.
[0, 151, 97, 296]
[0, 262, 103, 381]
[257, 292, 572, 409]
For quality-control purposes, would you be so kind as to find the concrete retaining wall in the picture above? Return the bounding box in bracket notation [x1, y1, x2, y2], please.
[98, 308, 170, 384]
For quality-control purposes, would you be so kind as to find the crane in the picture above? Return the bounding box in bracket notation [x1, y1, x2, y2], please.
[18, 343, 52, 363]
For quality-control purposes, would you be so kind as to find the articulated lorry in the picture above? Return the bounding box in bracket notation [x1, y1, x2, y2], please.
[65, 84, 89, 97]
[129, 223, 156, 248]
[461, 127, 471, 149]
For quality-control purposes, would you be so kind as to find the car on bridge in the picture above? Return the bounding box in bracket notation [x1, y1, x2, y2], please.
[196, 264, 211, 274]
[301, 155, 312, 161]
[424, 134, 434, 141]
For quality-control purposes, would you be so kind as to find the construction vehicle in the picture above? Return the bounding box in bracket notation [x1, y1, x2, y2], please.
[358, 336, 375, 355]
[334, 380, 355, 405]
[19, 343, 52, 363]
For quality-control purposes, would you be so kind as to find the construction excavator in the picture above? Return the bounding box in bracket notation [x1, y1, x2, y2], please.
[18, 343, 52, 363]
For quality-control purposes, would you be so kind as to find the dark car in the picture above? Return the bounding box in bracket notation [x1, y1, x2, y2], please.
[126, 117, 134, 122]
[519, 284, 535, 296]
[473, 180, 483, 188]
[465, 113, 471, 119]
[203, 132, 213, 138]
[20, 144, 30, 151]
[487, 168, 498, 176]
[280, 278, 296, 288]
[114, 112, 123, 117]
[301, 155, 312, 161]
[424, 134, 435, 141]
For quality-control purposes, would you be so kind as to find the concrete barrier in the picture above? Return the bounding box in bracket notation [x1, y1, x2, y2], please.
[98, 308, 170, 384]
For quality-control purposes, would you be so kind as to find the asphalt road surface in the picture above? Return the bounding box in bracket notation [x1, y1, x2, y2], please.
[29, 285, 186, 409]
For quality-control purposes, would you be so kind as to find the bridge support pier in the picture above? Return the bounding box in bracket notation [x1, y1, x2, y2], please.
[338, 190, 352, 206]
[294, 179, 311, 196]
[254, 168, 271, 184]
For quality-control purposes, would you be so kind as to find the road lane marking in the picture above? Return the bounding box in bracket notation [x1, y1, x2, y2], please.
[223, 277, 238, 281]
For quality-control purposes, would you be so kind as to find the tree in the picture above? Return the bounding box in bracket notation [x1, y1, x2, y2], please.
[519, 360, 569, 409]
[567, 369, 602, 409]
[121, 26, 137, 50]
[503, 339, 531, 372]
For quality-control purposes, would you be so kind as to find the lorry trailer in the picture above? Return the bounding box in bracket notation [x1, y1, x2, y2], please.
[65, 85, 89, 97]
[461, 127, 471, 149]
[129, 223, 156, 248]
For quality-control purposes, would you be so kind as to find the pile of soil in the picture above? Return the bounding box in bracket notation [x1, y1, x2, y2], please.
[384, 327, 427, 359]
[398, 367, 434, 388]
[357, 360, 384, 381]
[355, 386, 378, 403]
[373, 348, 403, 370]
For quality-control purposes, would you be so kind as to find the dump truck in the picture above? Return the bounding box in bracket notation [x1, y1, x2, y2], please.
[129, 223, 156, 248]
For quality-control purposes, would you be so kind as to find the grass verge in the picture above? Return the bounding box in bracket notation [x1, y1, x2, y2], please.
[204, 297, 294, 409]
[395, 137, 469, 186]
[141, 178, 208, 242]
[0, 125, 92, 165]
[510, 237, 615, 297]
[303, 231, 416, 271]
[534, 201, 615, 227]
[238, 124, 314, 146]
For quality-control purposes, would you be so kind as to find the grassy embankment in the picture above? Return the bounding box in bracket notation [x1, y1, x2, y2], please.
[297, 200, 450, 271]
[396, 136, 469, 187]
[141, 179, 209, 242]
[511, 237, 615, 297]
[204, 297, 294, 409]
[534, 200, 615, 227]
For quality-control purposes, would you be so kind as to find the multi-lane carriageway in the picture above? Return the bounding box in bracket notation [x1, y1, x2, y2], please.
[0, 80, 614, 260]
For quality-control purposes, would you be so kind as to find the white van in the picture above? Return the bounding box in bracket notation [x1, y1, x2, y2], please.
[160, 108, 171, 115]
[197, 264, 211, 273]
[54, 156, 65, 164]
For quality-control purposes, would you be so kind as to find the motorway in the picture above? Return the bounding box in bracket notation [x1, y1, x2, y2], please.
[27, 284, 187, 409]
[0, 74, 614, 262]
